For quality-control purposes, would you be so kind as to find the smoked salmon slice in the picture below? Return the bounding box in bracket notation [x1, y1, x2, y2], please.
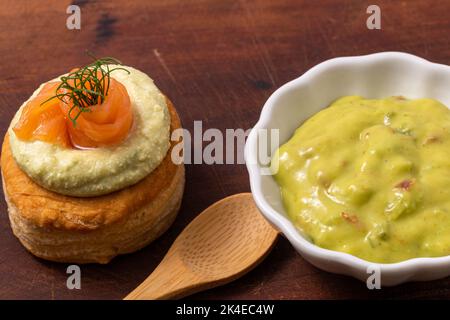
[13, 82, 71, 148]
[13, 72, 133, 149]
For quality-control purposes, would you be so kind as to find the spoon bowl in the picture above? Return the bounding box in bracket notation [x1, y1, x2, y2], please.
[124, 193, 278, 300]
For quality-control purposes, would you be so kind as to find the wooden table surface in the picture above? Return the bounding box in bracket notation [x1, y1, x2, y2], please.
[0, 0, 449, 300]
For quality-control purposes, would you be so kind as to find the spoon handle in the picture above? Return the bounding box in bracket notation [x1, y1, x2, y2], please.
[124, 253, 196, 300]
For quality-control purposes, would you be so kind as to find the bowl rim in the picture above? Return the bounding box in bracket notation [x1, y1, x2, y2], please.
[245, 51, 450, 273]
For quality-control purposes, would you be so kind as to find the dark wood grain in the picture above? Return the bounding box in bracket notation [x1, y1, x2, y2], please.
[0, 0, 449, 300]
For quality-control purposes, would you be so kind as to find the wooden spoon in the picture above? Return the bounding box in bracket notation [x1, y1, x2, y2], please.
[124, 193, 279, 300]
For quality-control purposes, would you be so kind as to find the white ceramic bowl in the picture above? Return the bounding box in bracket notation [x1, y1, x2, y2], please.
[245, 52, 450, 286]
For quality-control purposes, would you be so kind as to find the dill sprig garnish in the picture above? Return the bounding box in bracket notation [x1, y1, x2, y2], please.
[43, 54, 130, 126]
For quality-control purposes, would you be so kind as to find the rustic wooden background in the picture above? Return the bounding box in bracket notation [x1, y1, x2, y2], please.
[0, 0, 449, 300]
